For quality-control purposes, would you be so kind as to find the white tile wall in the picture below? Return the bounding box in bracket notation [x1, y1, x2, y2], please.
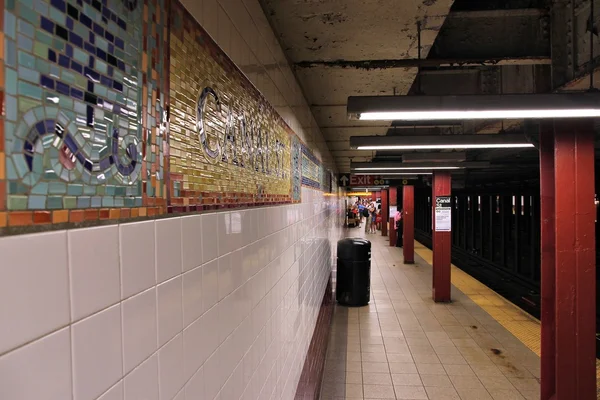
[0, 188, 343, 400]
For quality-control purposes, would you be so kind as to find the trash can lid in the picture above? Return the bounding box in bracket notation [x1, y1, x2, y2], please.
[338, 238, 371, 246]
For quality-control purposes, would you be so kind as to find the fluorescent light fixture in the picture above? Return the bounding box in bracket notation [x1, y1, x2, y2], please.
[354, 166, 461, 171]
[351, 161, 490, 171]
[353, 172, 433, 175]
[349, 134, 533, 150]
[347, 93, 600, 121]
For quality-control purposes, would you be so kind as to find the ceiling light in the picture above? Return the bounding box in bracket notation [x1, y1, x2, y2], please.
[349, 134, 533, 150]
[352, 172, 433, 175]
[351, 161, 489, 170]
[354, 166, 461, 171]
[347, 93, 600, 121]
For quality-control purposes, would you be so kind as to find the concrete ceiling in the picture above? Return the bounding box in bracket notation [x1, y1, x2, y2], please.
[259, 0, 455, 172]
[259, 0, 593, 185]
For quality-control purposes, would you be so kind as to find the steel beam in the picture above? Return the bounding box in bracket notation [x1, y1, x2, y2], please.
[403, 186, 415, 264]
[432, 171, 452, 302]
[294, 57, 551, 70]
[553, 119, 596, 399]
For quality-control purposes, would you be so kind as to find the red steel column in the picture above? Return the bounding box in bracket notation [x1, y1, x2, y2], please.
[403, 185, 415, 264]
[432, 172, 452, 302]
[553, 119, 596, 400]
[381, 189, 388, 236]
[371, 191, 377, 201]
[539, 122, 556, 400]
[389, 187, 397, 207]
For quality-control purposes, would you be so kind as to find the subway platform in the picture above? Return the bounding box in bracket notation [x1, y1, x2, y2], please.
[321, 231, 542, 400]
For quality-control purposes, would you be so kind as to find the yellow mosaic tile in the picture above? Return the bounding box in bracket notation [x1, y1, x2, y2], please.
[168, 3, 293, 207]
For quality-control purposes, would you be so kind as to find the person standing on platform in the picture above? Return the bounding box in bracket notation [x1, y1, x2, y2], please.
[358, 201, 366, 227]
[370, 203, 377, 233]
[395, 209, 403, 247]
[364, 203, 372, 234]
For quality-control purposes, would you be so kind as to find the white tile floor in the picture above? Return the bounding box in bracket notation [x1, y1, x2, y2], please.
[321, 230, 541, 400]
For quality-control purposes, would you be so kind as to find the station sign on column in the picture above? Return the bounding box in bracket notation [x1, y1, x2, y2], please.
[434, 196, 452, 232]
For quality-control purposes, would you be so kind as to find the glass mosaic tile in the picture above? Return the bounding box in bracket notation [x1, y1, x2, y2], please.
[169, 1, 295, 208]
[3, 0, 169, 222]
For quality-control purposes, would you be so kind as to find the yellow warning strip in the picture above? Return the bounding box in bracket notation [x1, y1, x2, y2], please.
[412, 241, 541, 354]
[413, 240, 600, 394]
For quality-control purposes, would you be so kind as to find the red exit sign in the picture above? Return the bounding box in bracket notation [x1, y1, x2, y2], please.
[350, 175, 386, 186]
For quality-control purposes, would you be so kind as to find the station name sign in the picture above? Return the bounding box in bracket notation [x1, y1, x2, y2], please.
[197, 87, 287, 179]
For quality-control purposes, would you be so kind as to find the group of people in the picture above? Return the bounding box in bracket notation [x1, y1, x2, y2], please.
[349, 199, 404, 247]
[351, 199, 381, 234]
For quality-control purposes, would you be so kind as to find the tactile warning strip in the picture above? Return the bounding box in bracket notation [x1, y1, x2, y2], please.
[413, 240, 600, 397]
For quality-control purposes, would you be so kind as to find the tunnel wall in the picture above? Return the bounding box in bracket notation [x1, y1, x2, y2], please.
[0, 1, 342, 400]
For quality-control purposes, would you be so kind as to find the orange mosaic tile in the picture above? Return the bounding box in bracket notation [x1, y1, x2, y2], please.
[52, 210, 69, 224]
[109, 209, 121, 220]
[9, 212, 33, 227]
[0, 212, 6, 227]
[84, 210, 99, 221]
[69, 211, 85, 224]
[32, 211, 52, 225]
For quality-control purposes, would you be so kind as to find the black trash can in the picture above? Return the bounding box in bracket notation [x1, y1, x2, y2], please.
[336, 238, 371, 306]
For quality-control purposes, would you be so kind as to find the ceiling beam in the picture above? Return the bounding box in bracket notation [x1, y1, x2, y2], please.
[294, 56, 550, 70]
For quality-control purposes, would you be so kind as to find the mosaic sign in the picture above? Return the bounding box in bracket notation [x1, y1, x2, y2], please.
[1, 0, 169, 227]
[301, 145, 320, 189]
[169, 2, 292, 209]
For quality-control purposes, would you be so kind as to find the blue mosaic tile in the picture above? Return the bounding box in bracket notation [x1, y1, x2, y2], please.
[5, 0, 146, 211]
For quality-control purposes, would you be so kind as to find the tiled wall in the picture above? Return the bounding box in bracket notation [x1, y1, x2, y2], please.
[0, 0, 343, 399]
[0, 187, 343, 400]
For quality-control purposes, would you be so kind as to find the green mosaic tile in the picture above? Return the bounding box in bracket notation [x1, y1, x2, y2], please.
[6, 68, 17, 95]
[47, 196, 63, 209]
[31, 182, 49, 195]
[33, 41, 48, 58]
[8, 195, 28, 210]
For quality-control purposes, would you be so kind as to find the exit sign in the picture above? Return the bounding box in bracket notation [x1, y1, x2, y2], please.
[350, 175, 389, 186]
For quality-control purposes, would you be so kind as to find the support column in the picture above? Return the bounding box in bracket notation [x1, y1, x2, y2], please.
[539, 122, 555, 400]
[389, 187, 397, 207]
[553, 119, 596, 400]
[432, 171, 452, 302]
[403, 185, 415, 264]
[381, 189, 388, 236]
